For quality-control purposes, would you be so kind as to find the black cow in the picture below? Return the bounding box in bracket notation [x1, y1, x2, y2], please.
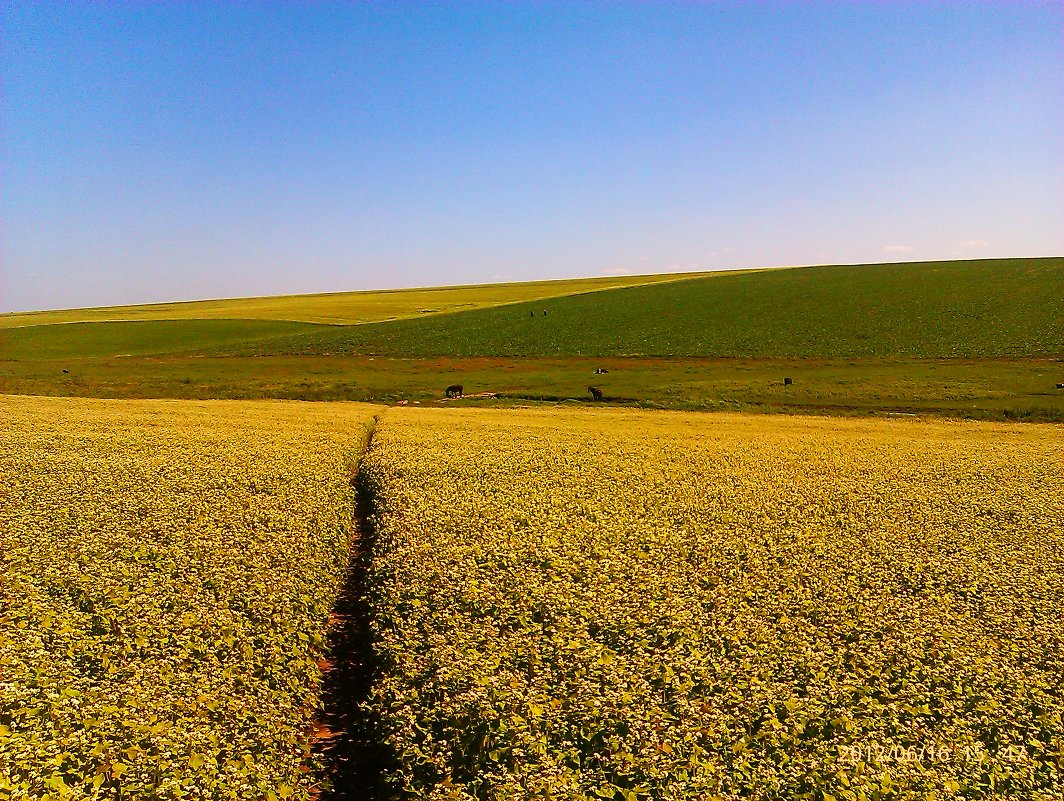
[543, 309, 548, 317]
[1057, 383, 1064, 390]
[784, 377, 793, 386]
[530, 310, 534, 318]
[445, 384, 464, 398]
[588, 386, 603, 401]
[593, 368, 609, 375]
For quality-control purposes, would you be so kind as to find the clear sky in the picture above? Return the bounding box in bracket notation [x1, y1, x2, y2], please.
[2, 2, 1062, 313]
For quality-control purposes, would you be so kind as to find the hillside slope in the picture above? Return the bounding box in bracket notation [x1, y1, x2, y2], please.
[0, 271, 712, 329]
[221, 258, 1064, 359]
[0, 319, 326, 360]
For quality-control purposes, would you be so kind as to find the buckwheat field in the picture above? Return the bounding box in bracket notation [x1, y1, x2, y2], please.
[3, 397, 1063, 801]
[362, 407, 1064, 801]
[0, 396, 377, 800]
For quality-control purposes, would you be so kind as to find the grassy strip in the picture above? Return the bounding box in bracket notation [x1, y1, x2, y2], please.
[0, 396, 378, 800]
[362, 407, 1064, 800]
[0, 319, 327, 361]
[3, 356, 1062, 424]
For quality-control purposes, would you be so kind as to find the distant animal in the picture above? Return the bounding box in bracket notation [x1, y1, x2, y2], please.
[62, 369, 69, 374]
[593, 368, 609, 375]
[1057, 383, 1064, 390]
[530, 310, 534, 318]
[542, 309, 548, 316]
[588, 386, 603, 401]
[445, 384, 463, 398]
[784, 377, 793, 386]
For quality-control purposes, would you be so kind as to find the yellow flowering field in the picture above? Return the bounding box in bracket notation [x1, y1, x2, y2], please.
[362, 407, 1064, 800]
[0, 396, 378, 800]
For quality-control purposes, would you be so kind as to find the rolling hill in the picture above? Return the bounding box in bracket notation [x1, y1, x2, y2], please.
[0, 271, 711, 329]
[4, 258, 1062, 423]
[214, 258, 1064, 360]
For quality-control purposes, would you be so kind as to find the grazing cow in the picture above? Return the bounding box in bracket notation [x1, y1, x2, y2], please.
[62, 369, 69, 374]
[543, 309, 548, 317]
[1057, 383, 1064, 390]
[588, 386, 603, 401]
[593, 368, 609, 375]
[445, 384, 464, 398]
[784, 377, 793, 386]
[530, 310, 535, 318]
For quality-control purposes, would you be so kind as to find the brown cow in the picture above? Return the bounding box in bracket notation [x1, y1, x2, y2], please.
[445, 384, 463, 398]
[588, 386, 603, 401]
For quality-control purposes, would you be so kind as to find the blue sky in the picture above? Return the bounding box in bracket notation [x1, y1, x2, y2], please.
[2, 2, 1061, 312]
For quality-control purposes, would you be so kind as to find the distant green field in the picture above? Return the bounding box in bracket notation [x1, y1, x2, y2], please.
[4, 258, 1062, 422]
[0, 271, 711, 329]
[223, 258, 1064, 359]
[5, 353, 1062, 422]
[0, 319, 325, 361]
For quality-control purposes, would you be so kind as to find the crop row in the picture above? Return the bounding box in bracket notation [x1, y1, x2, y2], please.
[0, 396, 378, 800]
[362, 407, 1064, 800]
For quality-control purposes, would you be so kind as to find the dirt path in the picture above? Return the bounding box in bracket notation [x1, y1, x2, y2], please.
[311, 422, 391, 799]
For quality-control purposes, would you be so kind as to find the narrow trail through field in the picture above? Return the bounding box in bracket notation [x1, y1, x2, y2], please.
[311, 415, 392, 799]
